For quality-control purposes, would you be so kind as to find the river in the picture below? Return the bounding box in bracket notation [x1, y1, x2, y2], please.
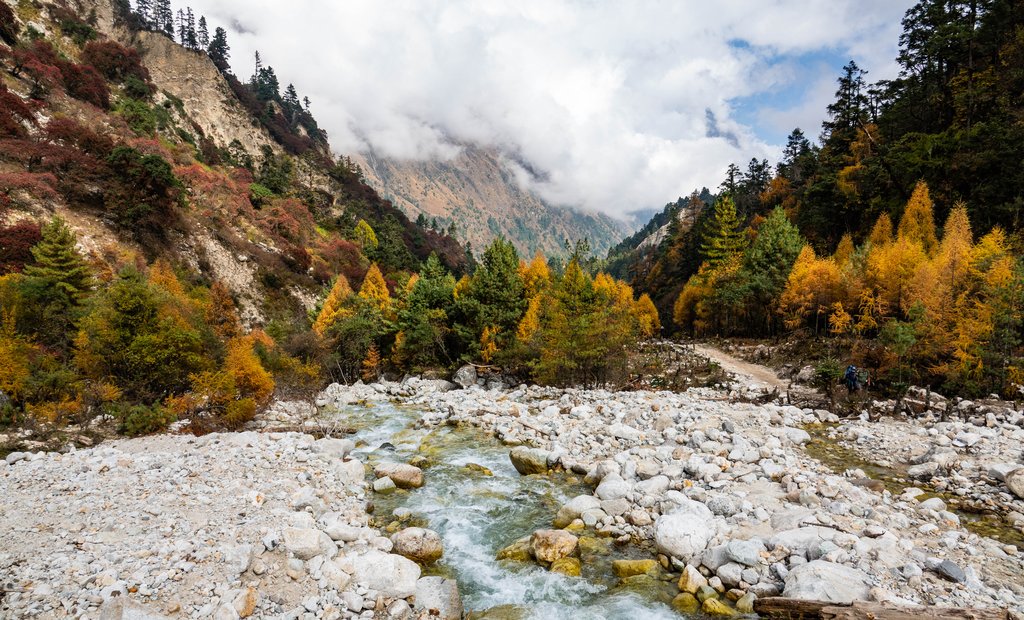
[333, 400, 685, 619]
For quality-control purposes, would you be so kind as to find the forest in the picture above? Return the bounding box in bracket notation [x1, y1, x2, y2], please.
[613, 0, 1024, 399]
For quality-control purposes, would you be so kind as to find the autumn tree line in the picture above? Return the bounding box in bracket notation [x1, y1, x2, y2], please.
[0, 218, 657, 435]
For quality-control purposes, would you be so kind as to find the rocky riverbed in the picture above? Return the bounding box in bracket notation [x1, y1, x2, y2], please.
[2, 352, 1024, 619]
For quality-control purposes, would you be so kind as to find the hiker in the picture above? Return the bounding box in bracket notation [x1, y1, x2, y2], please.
[844, 365, 860, 393]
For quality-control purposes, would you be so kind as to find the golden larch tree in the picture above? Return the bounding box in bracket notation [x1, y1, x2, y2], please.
[313, 275, 353, 335]
[897, 181, 938, 255]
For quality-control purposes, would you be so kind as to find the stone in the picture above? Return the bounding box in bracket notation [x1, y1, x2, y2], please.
[783, 560, 872, 603]
[496, 536, 532, 562]
[736, 592, 756, 613]
[99, 599, 172, 620]
[907, 461, 939, 480]
[919, 497, 946, 512]
[373, 476, 398, 493]
[701, 597, 737, 616]
[988, 463, 1019, 482]
[509, 447, 551, 475]
[223, 544, 253, 575]
[553, 495, 602, 528]
[654, 502, 715, 561]
[783, 427, 811, 445]
[679, 564, 708, 593]
[716, 562, 744, 587]
[232, 588, 258, 618]
[1006, 468, 1024, 500]
[283, 527, 326, 561]
[550, 557, 582, 576]
[5, 452, 27, 465]
[374, 462, 424, 489]
[671, 593, 700, 614]
[932, 559, 966, 583]
[390, 527, 444, 563]
[595, 473, 631, 501]
[453, 365, 478, 388]
[313, 437, 355, 459]
[611, 559, 659, 578]
[350, 550, 421, 598]
[415, 577, 463, 620]
[530, 529, 578, 563]
[725, 539, 764, 567]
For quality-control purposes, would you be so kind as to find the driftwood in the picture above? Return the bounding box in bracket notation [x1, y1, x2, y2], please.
[257, 425, 357, 437]
[754, 598, 1009, 620]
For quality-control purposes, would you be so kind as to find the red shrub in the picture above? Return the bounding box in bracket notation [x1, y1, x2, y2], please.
[81, 40, 151, 84]
[0, 172, 60, 201]
[0, 85, 37, 138]
[260, 197, 314, 243]
[0, 221, 43, 273]
[316, 237, 366, 285]
[60, 62, 110, 109]
[45, 117, 114, 156]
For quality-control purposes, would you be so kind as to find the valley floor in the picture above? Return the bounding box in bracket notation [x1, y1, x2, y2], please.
[1, 346, 1023, 619]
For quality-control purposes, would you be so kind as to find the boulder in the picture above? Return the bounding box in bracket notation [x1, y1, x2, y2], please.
[391, 527, 444, 563]
[725, 539, 764, 567]
[509, 447, 551, 475]
[678, 564, 708, 593]
[415, 576, 463, 620]
[529, 529, 578, 563]
[453, 365, 478, 388]
[283, 527, 330, 561]
[595, 473, 631, 501]
[553, 495, 602, 528]
[313, 437, 355, 459]
[550, 557, 582, 576]
[350, 550, 421, 598]
[496, 536, 532, 562]
[374, 462, 424, 489]
[654, 505, 715, 562]
[1006, 468, 1024, 500]
[782, 560, 871, 603]
[612, 559, 659, 578]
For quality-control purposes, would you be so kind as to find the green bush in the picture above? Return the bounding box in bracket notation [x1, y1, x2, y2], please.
[111, 403, 176, 436]
[117, 99, 156, 135]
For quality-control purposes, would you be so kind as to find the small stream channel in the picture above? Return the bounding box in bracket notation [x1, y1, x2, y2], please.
[804, 423, 1024, 548]
[329, 401, 684, 619]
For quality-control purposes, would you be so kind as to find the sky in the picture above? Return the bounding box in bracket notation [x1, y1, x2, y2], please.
[184, 0, 915, 220]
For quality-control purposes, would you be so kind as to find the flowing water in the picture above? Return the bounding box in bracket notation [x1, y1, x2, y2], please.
[330, 401, 683, 619]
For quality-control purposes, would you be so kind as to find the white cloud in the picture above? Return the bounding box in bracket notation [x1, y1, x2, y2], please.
[184, 0, 913, 218]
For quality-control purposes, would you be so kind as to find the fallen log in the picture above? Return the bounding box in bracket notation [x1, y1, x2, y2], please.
[754, 598, 1009, 620]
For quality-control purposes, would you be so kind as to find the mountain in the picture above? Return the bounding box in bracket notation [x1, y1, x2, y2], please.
[351, 144, 629, 258]
[0, 0, 467, 327]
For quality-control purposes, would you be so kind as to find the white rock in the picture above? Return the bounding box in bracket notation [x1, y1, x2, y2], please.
[783, 560, 872, 603]
[350, 550, 421, 598]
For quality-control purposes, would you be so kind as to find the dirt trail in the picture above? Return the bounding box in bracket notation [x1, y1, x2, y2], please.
[692, 343, 790, 391]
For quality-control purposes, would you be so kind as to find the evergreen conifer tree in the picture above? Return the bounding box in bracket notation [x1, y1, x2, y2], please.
[21, 218, 94, 349]
[208, 27, 230, 68]
[197, 16, 209, 49]
[700, 195, 746, 266]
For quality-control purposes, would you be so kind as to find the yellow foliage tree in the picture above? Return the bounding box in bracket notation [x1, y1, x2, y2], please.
[634, 294, 661, 338]
[833, 234, 855, 268]
[868, 212, 894, 248]
[225, 335, 275, 405]
[520, 252, 551, 299]
[897, 181, 938, 255]
[354, 219, 379, 250]
[358, 263, 392, 317]
[206, 281, 242, 341]
[480, 325, 499, 364]
[313, 275, 353, 335]
[361, 344, 382, 381]
[517, 295, 542, 343]
[453, 274, 472, 299]
[778, 246, 845, 331]
[865, 236, 927, 316]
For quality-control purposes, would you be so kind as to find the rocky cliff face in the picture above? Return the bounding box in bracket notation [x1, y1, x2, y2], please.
[352, 144, 628, 258]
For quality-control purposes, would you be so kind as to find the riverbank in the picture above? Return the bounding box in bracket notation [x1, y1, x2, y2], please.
[2, 348, 1023, 619]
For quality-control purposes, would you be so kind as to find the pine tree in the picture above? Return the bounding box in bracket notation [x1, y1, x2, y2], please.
[185, 8, 197, 50]
[208, 27, 230, 68]
[700, 195, 746, 266]
[23, 217, 93, 310]
[154, 0, 173, 38]
[197, 16, 209, 49]
[135, 0, 152, 28]
[868, 212, 894, 248]
[176, 9, 186, 45]
[283, 84, 300, 119]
